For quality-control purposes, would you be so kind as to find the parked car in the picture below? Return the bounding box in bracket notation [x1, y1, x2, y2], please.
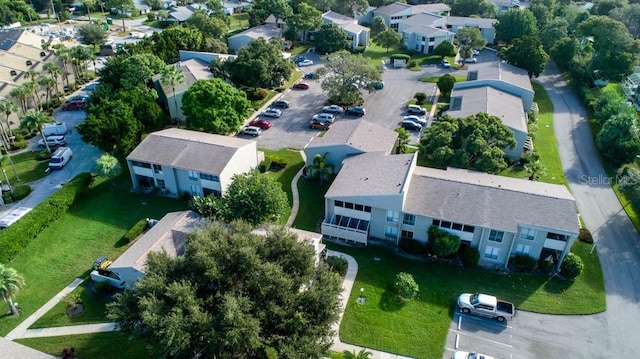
[452, 351, 495, 359]
[272, 99, 291, 109]
[464, 57, 478, 64]
[321, 104, 343, 114]
[401, 120, 423, 131]
[312, 113, 335, 123]
[457, 293, 516, 322]
[293, 82, 310, 90]
[472, 49, 480, 56]
[441, 59, 451, 68]
[297, 59, 314, 67]
[70, 94, 90, 102]
[249, 119, 272, 129]
[407, 104, 427, 115]
[240, 126, 262, 136]
[61, 98, 86, 110]
[403, 115, 427, 127]
[345, 106, 366, 117]
[293, 55, 307, 64]
[304, 72, 316, 79]
[309, 119, 331, 130]
[262, 108, 282, 118]
[38, 135, 67, 148]
[48, 146, 73, 169]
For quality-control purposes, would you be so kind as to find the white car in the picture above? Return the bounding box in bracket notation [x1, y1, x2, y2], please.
[464, 57, 478, 63]
[321, 105, 344, 114]
[403, 115, 427, 127]
[472, 49, 480, 56]
[262, 108, 282, 118]
[240, 126, 262, 136]
[441, 59, 451, 68]
[312, 113, 335, 123]
[38, 135, 67, 148]
[407, 104, 427, 115]
[298, 59, 314, 67]
[452, 351, 494, 359]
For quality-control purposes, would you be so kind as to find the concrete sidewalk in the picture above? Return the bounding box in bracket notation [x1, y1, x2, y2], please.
[18, 323, 117, 339]
[286, 150, 307, 227]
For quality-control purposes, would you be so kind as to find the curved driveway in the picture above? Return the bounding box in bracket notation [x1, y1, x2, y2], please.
[536, 62, 640, 358]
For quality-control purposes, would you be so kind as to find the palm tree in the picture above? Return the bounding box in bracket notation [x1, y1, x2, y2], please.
[94, 154, 122, 188]
[308, 152, 334, 184]
[21, 110, 56, 153]
[43, 62, 62, 97]
[525, 161, 547, 181]
[9, 85, 29, 114]
[70, 46, 93, 81]
[342, 349, 373, 359]
[22, 81, 41, 110]
[24, 69, 38, 82]
[52, 44, 71, 89]
[160, 65, 185, 120]
[38, 77, 56, 110]
[0, 99, 19, 138]
[0, 263, 26, 316]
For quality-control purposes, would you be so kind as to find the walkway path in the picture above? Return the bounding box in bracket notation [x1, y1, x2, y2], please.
[286, 150, 306, 227]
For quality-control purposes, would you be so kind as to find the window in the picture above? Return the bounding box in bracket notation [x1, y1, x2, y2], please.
[354, 204, 363, 211]
[515, 244, 531, 255]
[440, 221, 452, 229]
[385, 225, 398, 238]
[428, 37, 435, 42]
[488, 230, 504, 243]
[463, 225, 475, 233]
[131, 161, 151, 168]
[335, 200, 344, 207]
[401, 230, 413, 241]
[188, 170, 198, 181]
[203, 187, 221, 197]
[200, 173, 219, 182]
[452, 223, 463, 231]
[190, 184, 199, 196]
[421, 36, 425, 41]
[432, 219, 440, 226]
[345, 202, 354, 210]
[520, 228, 536, 241]
[386, 210, 399, 223]
[546, 232, 568, 241]
[364, 206, 371, 213]
[155, 179, 165, 189]
[153, 164, 162, 174]
[403, 213, 415, 225]
[484, 246, 500, 260]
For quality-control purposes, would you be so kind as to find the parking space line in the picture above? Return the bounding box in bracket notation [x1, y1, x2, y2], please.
[448, 329, 514, 348]
[455, 313, 513, 329]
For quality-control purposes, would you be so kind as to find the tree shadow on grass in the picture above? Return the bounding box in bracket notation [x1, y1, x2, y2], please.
[543, 276, 574, 294]
[379, 287, 407, 312]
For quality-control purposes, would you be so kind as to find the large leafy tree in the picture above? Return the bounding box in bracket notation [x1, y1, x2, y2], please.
[221, 171, 289, 225]
[157, 25, 205, 63]
[609, 4, 640, 39]
[420, 113, 517, 174]
[227, 38, 293, 88]
[285, 2, 322, 41]
[316, 50, 383, 106]
[331, 0, 368, 17]
[539, 18, 568, 51]
[437, 74, 456, 97]
[596, 112, 640, 166]
[373, 28, 402, 53]
[450, 0, 497, 18]
[182, 79, 251, 134]
[456, 27, 487, 61]
[77, 98, 143, 155]
[0, 263, 25, 316]
[20, 110, 55, 153]
[495, 9, 539, 44]
[0, 0, 39, 26]
[106, 0, 136, 30]
[549, 36, 577, 68]
[250, 0, 293, 26]
[98, 53, 166, 90]
[185, 10, 228, 39]
[498, 35, 549, 77]
[433, 41, 456, 58]
[314, 23, 350, 53]
[76, 24, 107, 50]
[108, 224, 341, 359]
[370, 15, 387, 37]
[576, 16, 640, 81]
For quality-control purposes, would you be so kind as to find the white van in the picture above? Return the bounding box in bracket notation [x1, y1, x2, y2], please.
[49, 147, 73, 170]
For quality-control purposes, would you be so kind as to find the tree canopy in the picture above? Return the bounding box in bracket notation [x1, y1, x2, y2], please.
[185, 10, 228, 39]
[182, 79, 251, 134]
[596, 112, 640, 166]
[373, 28, 402, 53]
[220, 171, 289, 225]
[314, 23, 350, 53]
[498, 35, 549, 77]
[0, 0, 39, 26]
[226, 38, 293, 88]
[370, 15, 387, 37]
[77, 98, 143, 155]
[495, 9, 539, 44]
[98, 53, 166, 91]
[437, 74, 456, 97]
[420, 113, 517, 174]
[450, 0, 497, 18]
[76, 24, 108, 49]
[107, 224, 342, 359]
[316, 50, 383, 106]
[456, 27, 487, 60]
[433, 41, 456, 58]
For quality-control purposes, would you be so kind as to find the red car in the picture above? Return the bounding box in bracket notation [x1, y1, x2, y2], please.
[293, 82, 310, 90]
[309, 119, 331, 130]
[249, 118, 272, 129]
[62, 99, 86, 110]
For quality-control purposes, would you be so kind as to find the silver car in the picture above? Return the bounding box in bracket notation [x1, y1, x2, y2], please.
[262, 108, 282, 118]
[38, 135, 67, 148]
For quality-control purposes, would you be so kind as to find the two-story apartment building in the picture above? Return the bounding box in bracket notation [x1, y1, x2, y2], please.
[321, 152, 579, 269]
[372, 2, 451, 30]
[322, 11, 370, 51]
[126, 128, 261, 197]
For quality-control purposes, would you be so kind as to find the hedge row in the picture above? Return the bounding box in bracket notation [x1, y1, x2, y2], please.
[0, 172, 93, 263]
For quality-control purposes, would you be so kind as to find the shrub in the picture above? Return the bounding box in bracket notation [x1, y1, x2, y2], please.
[11, 139, 27, 150]
[63, 293, 82, 308]
[0, 172, 92, 263]
[36, 150, 53, 161]
[121, 218, 147, 244]
[269, 156, 287, 170]
[245, 87, 268, 100]
[326, 255, 348, 276]
[414, 92, 427, 104]
[189, 194, 222, 218]
[3, 192, 12, 204]
[510, 254, 537, 272]
[398, 238, 425, 255]
[390, 54, 411, 61]
[394, 272, 419, 299]
[428, 225, 461, 257]
[560, 252, 584, 279]
[537, 258, 554, 274]
[461, 247, 480, 267]
[258, 158, 272, 173]
[578, 228, 593, 244]
[406, 60, 417, 68]
[354, 45, 366, 53]
[12, 185, 31, 201]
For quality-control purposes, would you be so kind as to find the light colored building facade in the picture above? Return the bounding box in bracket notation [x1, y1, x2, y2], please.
[321, 152, 579, 269]
[322, 11, 370, 51]
[126, 128, 261, 197]
[372, 2, 451, 30]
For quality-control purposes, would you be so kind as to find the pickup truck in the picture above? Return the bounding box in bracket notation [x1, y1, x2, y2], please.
[457, 293, 515, 322]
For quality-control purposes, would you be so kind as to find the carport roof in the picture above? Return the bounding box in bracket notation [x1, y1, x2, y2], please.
[126, 128, 255, 175]
[404, 167, 579, 234]
[306, 119, 398, 154]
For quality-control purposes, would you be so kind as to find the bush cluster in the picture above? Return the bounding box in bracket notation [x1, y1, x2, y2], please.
[560, 252, 584, 279]
[427, 225, 461, 257]
[394, 272, 419, 300]
[258, 157, 272, 173]
[11, 185, 32, 201]
[509, 254, 537, 272]
[121, 218, 148, 244]
[245, 87, 268, 101]
[398, 237, 425, 255]
[537, 258, 554, 274]
[258, 156, 287, 173]
[390, 54, 411, 61]
[0, 172, 92, 263]
[326, 255, 348, 277]
[461, 247, 480, 267]
[578, 228, 594, 244]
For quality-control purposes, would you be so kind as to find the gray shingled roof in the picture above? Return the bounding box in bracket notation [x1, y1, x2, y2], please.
[325, 152, 414, 197]
[471, 61, 533, 91]
[447, 86, 528, 132]
[110, 211, 204, 272]
[0, 337, 57, 359]
[412, 3, 451, 14]
[168, 6, 194, 21]
[404, 167, 579, 234]
[446, 16, 496, 29]
[228, 24, 283, 40]
[403, 24, 455, 37]
[374, 2, 411, 16]
[306, 119, 398, 153]
[322, 10, 356, 23]
[153, 59, 213, 97]
[399, 11, 444, 27]
[127, 128, 255, 175]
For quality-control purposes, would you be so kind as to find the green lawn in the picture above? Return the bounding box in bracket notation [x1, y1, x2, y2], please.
[362, 44, 442, 69]
[229, 13, 249, 31]
[17, 332, 148, 359]
[261, 148, 304, 225]
[291, 176, 333, 231]
[0, 175, 187, 336]
[331, 240, 604, 359]
[1, 151, 51, 185]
